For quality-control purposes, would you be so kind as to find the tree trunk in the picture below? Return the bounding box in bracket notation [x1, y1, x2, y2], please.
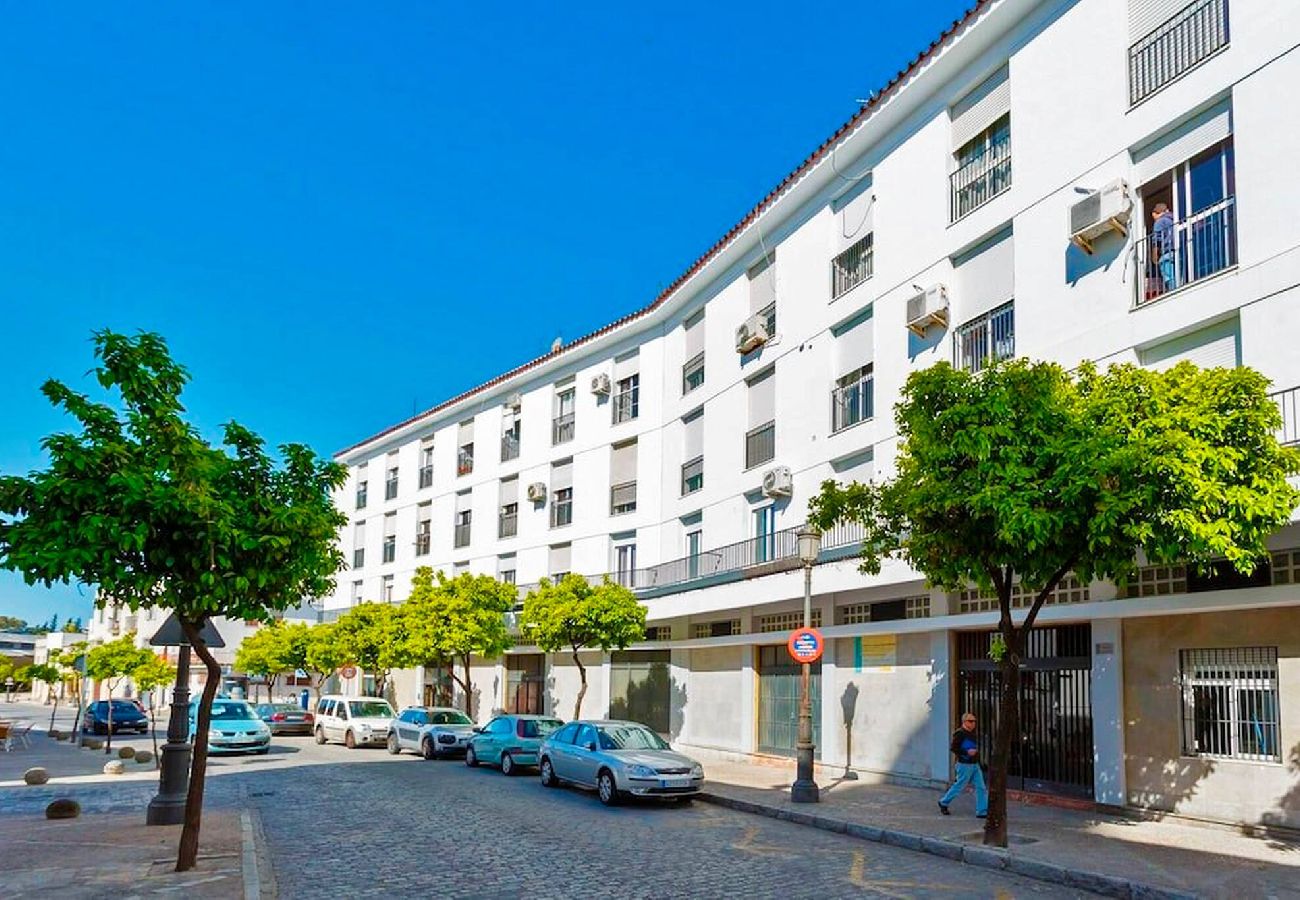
[571, 647, 586, 721]
[104, 680, 114, 755]
[462, 657, 473, 717]
[149, 700, 160, 769]
[983, 629, 1021, 848]
[48, 693, 59, 732]
[176, 619, 222, 873]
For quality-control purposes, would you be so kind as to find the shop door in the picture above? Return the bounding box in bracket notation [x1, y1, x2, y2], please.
[609, 651, 671, 734]
[757, 645, 821, 757]
[956, 624, 1094, 798]
[505, 654, 545, 715]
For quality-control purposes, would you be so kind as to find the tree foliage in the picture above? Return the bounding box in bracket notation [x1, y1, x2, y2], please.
[304, 623, 347, 699]
[809, 359, 1300, 846]
[522, 574, 645, 719]
[0, 330, 346, 871]
[333, 602, 402, 698]
[131, 653, 177, 767]
[85, 633, 154, 754]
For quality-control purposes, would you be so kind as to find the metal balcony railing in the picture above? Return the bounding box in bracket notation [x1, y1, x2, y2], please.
[499, 510, 518, 539]
[454, 523, 472, 549]
[745, 421, 776, 469]
[832, 234, 874, 299]
[457, 446, 474, 477]
[501, 431, 520, 462]
[950, 134, 1011, 222]
[1134, 197, 1236, 305]
[610, 481, 637, 515]
[1129, 0, 1229, 106]
[831, 371, 874, 432]
[552, 413, 575, 445]
[1273, 386, 1300, 447]
[418, 465, 433, 489]
[353, 549, 365, 569]
[954, 302, 1015, 374]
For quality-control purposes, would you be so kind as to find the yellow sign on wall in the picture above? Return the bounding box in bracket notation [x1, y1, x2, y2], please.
[854, 635, 897, 672]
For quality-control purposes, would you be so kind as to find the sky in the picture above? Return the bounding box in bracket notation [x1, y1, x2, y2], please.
[0, 1, 973, 626]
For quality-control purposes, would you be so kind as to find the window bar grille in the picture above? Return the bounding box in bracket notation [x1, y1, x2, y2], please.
[1128, 0, 1230, 106]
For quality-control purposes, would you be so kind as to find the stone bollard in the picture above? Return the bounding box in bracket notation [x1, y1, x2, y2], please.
[117, 746, 136, 760]
[48, 729, 62, 740]
[134, 750, 154, 765]
[24, 767, 50, 785]
[82, 737, 104, 751]
[46, 799, 81, 820]
[103, 760, 125, 776]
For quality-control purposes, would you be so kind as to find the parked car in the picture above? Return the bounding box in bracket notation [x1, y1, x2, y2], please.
[255, 702, 314, 736]
[188, 698, 271, 754]
[538, 720, 704, 806]
[466, 714, 564, 775]
[387, 706, 476, 759]
[314, 695, 395, 749]
[82, 699, 150, 735]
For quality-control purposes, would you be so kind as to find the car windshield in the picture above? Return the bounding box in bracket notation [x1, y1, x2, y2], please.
[349, 701, 394, 718]
[210, 702, 256, 721]
[108, 700, 139, 711]
[520, 718, 563, 738]
[597, 724, 670, 751]
[429, 710, 472, 725]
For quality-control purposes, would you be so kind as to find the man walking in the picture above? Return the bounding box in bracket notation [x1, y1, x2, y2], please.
[938, 712, 987, 818]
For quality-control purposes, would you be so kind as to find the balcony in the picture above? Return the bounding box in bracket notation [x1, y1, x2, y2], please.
[954, 302, 1015, 374]
[418, 465, 433, 489]
[501, 431, 520, 462]
[745, 421, 775, 469]
[552, 413, 575, 445]
[1134, 197, 1236, 306]
[610, 481, 637, 516]
[457, 445, 474, 477]
[950, 132, 1011, 222]
[499, 510, 518, 539]
[454, 522, 472, 549]
[1129, 0, 1229, 106]
[1274, 386, 1299, 447]
[831, 370, 874, 433]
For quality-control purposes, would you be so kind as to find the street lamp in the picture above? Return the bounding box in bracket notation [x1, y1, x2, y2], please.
[792, 526, 822, 804]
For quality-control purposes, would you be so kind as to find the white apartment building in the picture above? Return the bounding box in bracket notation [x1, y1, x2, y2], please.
[323, 0, 1300, 829]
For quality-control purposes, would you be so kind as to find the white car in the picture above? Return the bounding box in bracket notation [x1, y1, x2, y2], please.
[313, 695, 395, 749]
[388, 706, 476, 759]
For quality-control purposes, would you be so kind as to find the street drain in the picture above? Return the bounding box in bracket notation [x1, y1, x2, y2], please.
[248, 791, 277, 798]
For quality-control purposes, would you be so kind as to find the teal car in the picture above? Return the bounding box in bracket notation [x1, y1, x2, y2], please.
[465, 714, 563, 775]
[188, 698, 271, 755]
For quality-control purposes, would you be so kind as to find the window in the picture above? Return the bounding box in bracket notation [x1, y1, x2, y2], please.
[353, 522, 366, 569]
[645, 625, 672, 641]
[682, 309, 705, 394]
[757, 610, 822, 633]
[692, 619, 739, 639]
[613, 373, 640, 424]
[953, 302, 1015, 373]
[551, 460, 573, 529]
[1181, 647, 1279, 762]
[355, 478, 368, 510]
[610, 440, 638, 515]
[1129, 0, 1229, 106]
[548, 543, 571, 582]
[686, 529, 702, 579]
[1135, 136, 1235, 305]
[350, 580, 363, 605]
[614, 541, 637, 588]
[949, 67, 1011, 221]
[831, 365, 874, 432]
[499, 501, 518, 538]
[832, 234, 874, 299]
[610, 482, 637, 516]
[382, 513, 397, 564]
[419, 440, 434, 489]
[681, 408, 704, 495]
[415, 504, 431, 557]
[746, 368, 776, 469]
[382, 574, 394, 603]
[553, 385, 575, 445]
[754, 505, 777, 564]
[681, 457, 704, 496]
[682, 352, 705, 395]
[457, 420, 474, 476]
[498, 555, 517, 585]
[454, 507, 472, 549]
[501, 410, 521, 462]
[385, 454, 399, 501]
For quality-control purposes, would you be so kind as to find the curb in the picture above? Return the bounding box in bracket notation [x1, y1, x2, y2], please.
[698, 791, 1199, 900]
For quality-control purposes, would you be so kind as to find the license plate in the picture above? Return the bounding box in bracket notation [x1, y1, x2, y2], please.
[659, 777, 689, 788]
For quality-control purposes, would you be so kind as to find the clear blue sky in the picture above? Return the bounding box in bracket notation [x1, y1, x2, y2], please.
[0, 1, 972, 626]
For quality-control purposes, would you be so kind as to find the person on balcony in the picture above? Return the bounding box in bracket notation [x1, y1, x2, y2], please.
[1151, 203, 1176, 294]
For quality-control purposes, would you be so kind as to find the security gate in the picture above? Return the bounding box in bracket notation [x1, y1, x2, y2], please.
[757, 645, 821, 757]
[505, 654, 545, 715]
[956, 624, 1094, 798]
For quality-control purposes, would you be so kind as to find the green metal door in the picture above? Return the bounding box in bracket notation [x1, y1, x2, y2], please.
[757, 645, 821, 757]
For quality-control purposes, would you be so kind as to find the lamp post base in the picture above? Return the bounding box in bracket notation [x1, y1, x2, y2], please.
[791, 743, 820, 803]
[147, 646, 192, 827]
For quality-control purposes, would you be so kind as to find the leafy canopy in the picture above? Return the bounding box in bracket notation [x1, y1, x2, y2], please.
[132, 654, 177, 695]
[522, 574, 646, 654]
[810, 359, 1300, 600]
[333, 602, 402, 679]
[235, 622, 292, 681]
[85, 633, 154, 683]
[400, 569, 514, 665]
[304, 622, 347, 680]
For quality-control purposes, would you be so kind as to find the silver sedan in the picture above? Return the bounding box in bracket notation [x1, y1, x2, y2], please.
[538, 719, 704, 805]
[388, 706, 476, 759]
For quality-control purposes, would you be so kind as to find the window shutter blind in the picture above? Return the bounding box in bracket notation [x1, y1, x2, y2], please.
[684, 310, 705, 357]
[747, 368, 776, 425]
[1129, 0, 1187, 40]
[954, 227, 1015, 320]
[613, 351, 639, 380]
[1139, 317, 1240, 370]
[683, 411, 704, 460]
[611, 441, 638, 483]
[950, 66, 1010, 150]
[832, 176, 874, 245]
[832, 307, 875, 370]
[748, 253, 776, 314]
[549, 543, 571, 575]
[499, 477, 518, 503]
[1133, 98, 1231, 184]
[383, 514, 396, 537]
[552, 459, 573, 490]
[354, 522, 366, 545]
[459, 419, 475, 443]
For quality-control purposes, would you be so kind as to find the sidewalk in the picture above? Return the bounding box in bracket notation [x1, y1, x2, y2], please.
[692, 752, 1300, 899]
[0, 699, 162, 786]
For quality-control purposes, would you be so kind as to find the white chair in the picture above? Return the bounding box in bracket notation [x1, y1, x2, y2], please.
[10, 721, 34, 749]
[0, 722, 12, 752]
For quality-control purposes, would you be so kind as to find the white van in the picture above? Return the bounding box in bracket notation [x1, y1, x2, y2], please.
[313, 695, 395, 749]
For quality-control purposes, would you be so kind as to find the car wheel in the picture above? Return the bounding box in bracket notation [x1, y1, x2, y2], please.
[597, 770, 621, 807]
[254, 748, 270, 756]
[539, 757, 558, 788]
[465, 745, 479, 767]
[314, 727, 327, 745]
[675, 796, 694, 806]
[500, 752, 515, 776]
[344, 730, 356, 750]
[386, 734, 401, 755]
[421, 738, 436, 761]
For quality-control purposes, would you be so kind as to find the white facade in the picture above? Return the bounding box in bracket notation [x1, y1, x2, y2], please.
[324, 0, 1300, 828]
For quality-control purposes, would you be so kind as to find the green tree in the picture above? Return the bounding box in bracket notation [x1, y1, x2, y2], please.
[333, 602, 401, 699]
[235, 623, 290, 703]
[27, 663, 62, 728]
[51, 642, 88, 734]
[85, 634, 153, 754]
[131, 653, 176, 768]
[304, 623, 347, 702]
[809, 359, 1300, 847]
[0, 615, 27, 631]
[522, 574, 645, 719]
[0, 330, 345, 871]
[64, 617, 83, 633]
[398, 568, 513, 716]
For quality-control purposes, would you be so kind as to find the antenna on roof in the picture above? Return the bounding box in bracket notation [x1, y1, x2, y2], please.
[551, 337, 563, 353]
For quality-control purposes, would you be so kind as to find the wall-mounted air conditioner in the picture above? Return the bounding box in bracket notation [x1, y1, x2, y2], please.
[761, 465, 793, 498]
[590, 373, 611, 395]
[1069, 179, 1132, 254]
[503, 392, 523, 411]
[735, 315, 771, 354]
[905, 284, 949, 336]
[526, 482, 547, 503]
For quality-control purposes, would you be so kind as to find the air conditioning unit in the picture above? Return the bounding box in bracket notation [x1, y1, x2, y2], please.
[526, 482, 547, 503]
[761, 466, 793, 498]
[905, 284, 949, 336]
[1069, 179, 1133, 254]
[590, 373, 611, 396]
[735, 315, 771, 354]
[503, 392, 523, 411]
